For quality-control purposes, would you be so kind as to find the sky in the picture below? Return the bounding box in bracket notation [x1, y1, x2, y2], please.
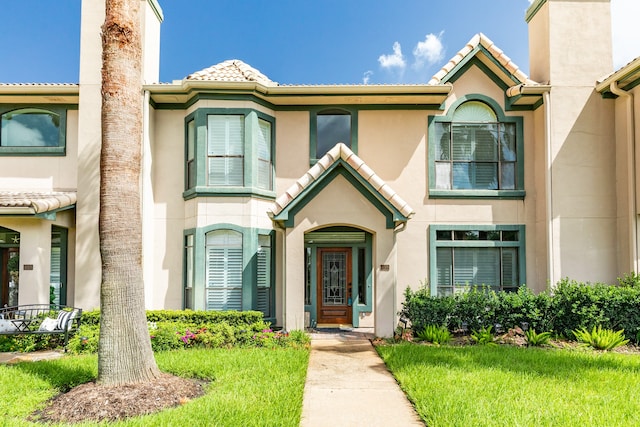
[0, 0, 638, 86]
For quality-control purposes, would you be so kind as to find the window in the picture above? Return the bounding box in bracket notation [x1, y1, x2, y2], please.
[184, 234, 195, 310]
[429, 97, 523, 198]
[430, 225, 525, 296]
[186, 120, 196, 189]
[184, 109, 275, 197]
[207, 115, 244, 186]
[310, 108, 358, 163]
[205, 230, 243, 310]
[256, 234, 272, 317]
[256, 119, 272, 190]
[0, 106, 68, 155]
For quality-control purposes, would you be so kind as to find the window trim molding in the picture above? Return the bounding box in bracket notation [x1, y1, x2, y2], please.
[428, 224, 526, 296]
[428, 94, 524, 199]
[183, 108, 276, 199]
[0, 104, 73, 156]
[309, 106, 358, 165]
[184, 224, 276, 322]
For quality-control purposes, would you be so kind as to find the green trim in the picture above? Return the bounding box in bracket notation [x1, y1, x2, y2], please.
[185, 224, 275, 317]
[151, 91, 446, 111]
[525, 0, 547, 23]
[0, 104, 72, 156]
[304, 227, 373, 327]
[146, 0, 164, 22]
[34, 204, 76, 220]
[428, 224, 526, 296]
[273, 159, 409, 229]
[184, 108, 275, 198]
[428, 95, 525, 199]
[439, 48, 522, 89]
[309, 107, 358, 164]
[505, 94, 544, 111]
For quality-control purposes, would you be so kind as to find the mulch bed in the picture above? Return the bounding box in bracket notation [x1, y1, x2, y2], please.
[31, 373, 206, 424]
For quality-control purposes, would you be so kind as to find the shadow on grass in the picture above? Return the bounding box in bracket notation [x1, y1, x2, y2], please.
[377, 343, 640, 380]
[9, 355, 97, 392]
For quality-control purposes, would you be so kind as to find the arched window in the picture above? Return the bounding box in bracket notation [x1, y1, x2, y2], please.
[435, 101, 516, 190]
[1, 108, 61, 147]
[429, 97, 522, 197]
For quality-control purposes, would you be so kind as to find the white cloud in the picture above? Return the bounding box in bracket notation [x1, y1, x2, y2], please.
[611, 0, 640, 69]
[378, 42, 406, 70]
[362, 70, 373, 85]
[0, 121, 46, 146]
[412, 31, 445, 69]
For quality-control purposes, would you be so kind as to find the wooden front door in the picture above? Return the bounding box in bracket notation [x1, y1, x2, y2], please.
[317, 248, 352, 324]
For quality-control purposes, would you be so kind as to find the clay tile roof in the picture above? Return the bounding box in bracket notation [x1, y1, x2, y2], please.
[186, 60, 277, 86]
[0, 191, 77, 214]
[268, 143, 414, 221]
[429, 33, 536, 86]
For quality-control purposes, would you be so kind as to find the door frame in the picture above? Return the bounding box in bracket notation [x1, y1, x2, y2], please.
[316, 247, 352, 324]
[304, 227, 373, 328]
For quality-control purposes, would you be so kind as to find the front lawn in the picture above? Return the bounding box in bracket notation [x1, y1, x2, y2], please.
[1, 347, 309, 426]
[377, 343, 640, 427]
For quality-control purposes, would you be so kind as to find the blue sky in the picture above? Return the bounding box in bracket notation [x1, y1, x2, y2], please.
[0, 0, 637, 85]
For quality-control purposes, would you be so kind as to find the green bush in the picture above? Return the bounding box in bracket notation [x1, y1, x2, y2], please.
[67, 315, 309, 354]
[573, 326, 629, 351]
[402, 277, 640, 345]
[415, 325, 451, 345]
[525, 329, 552, 347]
[470, 325, 496, 346]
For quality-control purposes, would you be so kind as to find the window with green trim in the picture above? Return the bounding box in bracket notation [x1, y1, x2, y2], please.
[184, 109, 275, 196]
[429, 97, 523, 197]
[0, 106, 68, 155]
[184, 234, 195, 310]
[310, 108, 358, 163]
[205, 229, 243, 310]
[430, 225, 525, 296]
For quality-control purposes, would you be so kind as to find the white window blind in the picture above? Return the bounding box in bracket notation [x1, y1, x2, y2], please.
[205, 230, 243, 310]
[207, 115, 244, 186]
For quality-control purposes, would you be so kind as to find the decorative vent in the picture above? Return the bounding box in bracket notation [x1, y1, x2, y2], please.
[305, 232, 365, 244]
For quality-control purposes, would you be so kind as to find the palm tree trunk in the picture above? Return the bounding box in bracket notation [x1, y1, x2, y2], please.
[98, 0, 160, 385]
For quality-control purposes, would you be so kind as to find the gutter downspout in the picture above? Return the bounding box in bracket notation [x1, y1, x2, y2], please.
[610, 81, 638, 273]
[543, 91, 556, 288]
[142, 90, 152, 303]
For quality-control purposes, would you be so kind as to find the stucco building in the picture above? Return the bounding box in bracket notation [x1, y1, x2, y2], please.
[0, 0, 638, 336]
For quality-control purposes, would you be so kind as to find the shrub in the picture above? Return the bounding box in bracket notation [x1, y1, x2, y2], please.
[415, 325, 451, 345]
[525, 329, 552, 347]
[573, 326, 629, 351]
[471, 326, 496, 346]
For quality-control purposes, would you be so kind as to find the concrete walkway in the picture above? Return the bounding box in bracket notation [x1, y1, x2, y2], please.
[0, 349, 64, 364]
[300, 331, 424, 427]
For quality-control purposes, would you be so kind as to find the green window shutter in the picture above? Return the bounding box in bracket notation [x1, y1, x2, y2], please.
[256, 234, 271, 316]
[207, 115, 244, 186]
[205, 230, 243, 311]
[256, 119, 272, 190]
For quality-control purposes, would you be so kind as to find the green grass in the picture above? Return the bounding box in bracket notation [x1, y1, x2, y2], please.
[0, 347, 309, 426]
[377, 343, 640, 427]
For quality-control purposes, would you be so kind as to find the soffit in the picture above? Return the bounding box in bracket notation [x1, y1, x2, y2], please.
[0, 84, 79, 104]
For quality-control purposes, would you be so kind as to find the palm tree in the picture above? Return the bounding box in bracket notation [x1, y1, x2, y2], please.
[98, 0, 160, 385]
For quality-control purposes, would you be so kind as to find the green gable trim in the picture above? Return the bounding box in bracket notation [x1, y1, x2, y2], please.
[428, 224, 527, 297]
[525, 0, 547, 23]
[273, 159, 409, 229]
[438, 46, 522, 89]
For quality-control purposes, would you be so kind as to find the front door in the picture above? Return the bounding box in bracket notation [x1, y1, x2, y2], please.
[0, 248, 19, 307]
[317, 248, 352, 324]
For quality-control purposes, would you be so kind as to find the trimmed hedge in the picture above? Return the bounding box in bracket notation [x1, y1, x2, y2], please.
[79, 309, 264, 327]
[402, 277, 640, 342]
